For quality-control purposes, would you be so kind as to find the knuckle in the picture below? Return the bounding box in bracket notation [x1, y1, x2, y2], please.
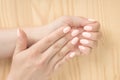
[53, 43, 61, 49]
[55, 31, 62, 37]
[65, 43, 73, 50]
[57, 50, 65, 58]
[45, 37, 52, 43]
[94, 32, 100, 40]
[57, 51, 65, 57]
[52, 35, 70, 50]
[92, 41, 97, 48]
[58, 43, 73, 57]
[63, 35, 70, 42]
[92, 33, 98, 40]
[95, 22, 101, 29]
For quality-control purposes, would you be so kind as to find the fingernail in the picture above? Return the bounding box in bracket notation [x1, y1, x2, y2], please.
[78, 46, 85, 55]
[80, 39, 89, 44]
[82, 32, 91, 38]
[71, 30, 79, 36]
[71, 37, 79, 45]
[84, 26, 92, 31]
[78, 46, 90, 55]
[69, 52, 76, 58]
[78, 45, 85, 50]
[63, 26, 71, 33]
[88, 18, 96, 22]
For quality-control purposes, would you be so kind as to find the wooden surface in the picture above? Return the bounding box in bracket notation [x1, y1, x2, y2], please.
[0, 0, 120, 80]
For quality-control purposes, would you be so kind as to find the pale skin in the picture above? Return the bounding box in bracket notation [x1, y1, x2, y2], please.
[0, 16, 100, 59]
[0, 16, 100, 80]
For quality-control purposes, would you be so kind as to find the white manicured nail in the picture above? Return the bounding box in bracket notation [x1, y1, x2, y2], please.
[78, 45, 85, 50]
[80, 39, 89, 44]
[69, 52, 76, 58]
[71, 37, 79, 45]
[63, 26, 71, 33]
[88, 18, 96, 22]
[71, 30, 79, 36]
[82, 32, 91, 38]
[84, 26, 92, 31]
[78, 46, 90, 55]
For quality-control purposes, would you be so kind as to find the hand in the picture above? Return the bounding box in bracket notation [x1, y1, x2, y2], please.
[73, 20, 101, 55]
[49, 16, 100, 55]
[30, 16, 100, 45]
[7, 26, 79, 80]
[34, 16, 100, 55]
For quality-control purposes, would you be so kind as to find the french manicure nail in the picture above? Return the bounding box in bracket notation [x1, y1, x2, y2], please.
[63, 26, 71, 33]
[80, 39, 89, 44]
[88, 18, 96, 22]
[71, 37, 79, 45]
[78, 46, 90, 55]
[69, 52, 76, 58]
[82, 32, 91, 38]
[71, 30, 79, 36]
[84, 26, 92, 31]
[78, 45, 85, 50]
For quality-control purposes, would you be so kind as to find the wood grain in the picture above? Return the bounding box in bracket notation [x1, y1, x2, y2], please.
[0, 0, 120, 80]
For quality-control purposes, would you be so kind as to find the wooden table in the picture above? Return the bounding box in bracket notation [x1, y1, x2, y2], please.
[0, 0, 120, 80]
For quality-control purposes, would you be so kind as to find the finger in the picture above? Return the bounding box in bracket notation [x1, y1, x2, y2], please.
[53, 56, 66, 71]
[29, 26, 71, 53]
[81, 32, 101, 41]
[70, 16, 97, 27]
[52, 16, 96, 29]
[42, 30, 79, 62]
[14, 29, 28, 55]
[79, 39, 97, 48]
[78, 45, 91, 55]
[54, 51, 76, 71]
[48, 37, 79, 68]
[83, 22, 100, 32]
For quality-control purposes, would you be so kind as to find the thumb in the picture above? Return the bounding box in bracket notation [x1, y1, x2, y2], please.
[14, 29, 28, 55]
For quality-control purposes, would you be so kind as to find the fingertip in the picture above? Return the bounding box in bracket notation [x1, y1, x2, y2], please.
[82, 32, 91, 38]
[88, 18, 96, 22]
[68, 52, 76, 58]
[63, 26, 71, 33]
[71, 37, 79, 45]
[15, 28, 28, 54]
[71, 29, 80, 36]
[83, 19, 100, 32]
[82, 32, 100, 41]
[84, 26, 93, 31]
[80, 39, 89, 44]
[17, 28, 27, 40]
[78, 45, 91, 55]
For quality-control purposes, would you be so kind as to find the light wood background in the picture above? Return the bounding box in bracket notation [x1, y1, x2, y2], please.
[0, 0, 120, 80]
